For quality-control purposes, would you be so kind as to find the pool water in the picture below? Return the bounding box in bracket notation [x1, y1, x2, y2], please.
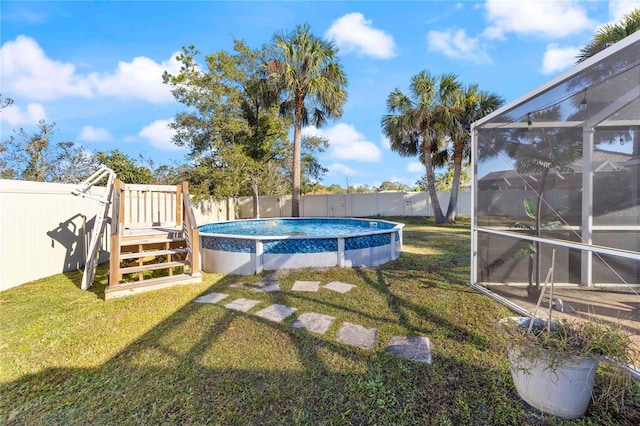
[198, 218, 396, 238]
[198, 217, 403, 275]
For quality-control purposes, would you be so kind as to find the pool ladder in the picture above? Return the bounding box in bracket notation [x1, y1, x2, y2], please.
[72, 166, 116, 290]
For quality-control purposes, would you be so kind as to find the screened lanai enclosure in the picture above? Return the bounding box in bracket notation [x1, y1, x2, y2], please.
[470, 32, 639, 326]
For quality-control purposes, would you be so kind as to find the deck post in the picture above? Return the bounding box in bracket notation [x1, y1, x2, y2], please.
[176, 183, 183, 227]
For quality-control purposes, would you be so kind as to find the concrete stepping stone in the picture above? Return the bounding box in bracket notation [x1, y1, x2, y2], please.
[227, 282, 244, 288]
[292, 312, 335, 334]
[291, 281, 320, 292]
[255, 304, 297, 322]
[225, 298, 261, 312]
[386, 336, 433, 364]
[252, 281, 281, 292]
[336, 322, 377, 349]
[194, 292, 229, 304]
[323, 281, 356, 293]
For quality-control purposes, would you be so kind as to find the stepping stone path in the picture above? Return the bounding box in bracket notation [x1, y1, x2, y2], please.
[291, 280, 320, 292]
[194, 292, 229, 304]
[252, 281, 281, 292]
[255, 304, 297, 322]
[323, 281, 356, 293]
[193, 280, 433, 361]
[337, 322, 378, 349]
[292, 312, 335, 334]
[386, 336, 432, 364]
[225, 298, 261, 312]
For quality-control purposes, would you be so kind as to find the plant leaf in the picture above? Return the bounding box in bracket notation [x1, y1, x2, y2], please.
[523, 198, 537, 219]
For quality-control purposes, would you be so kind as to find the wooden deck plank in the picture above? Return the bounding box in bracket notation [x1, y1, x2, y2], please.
[119, 248, 188, 260]
[105, 274, 202, 300]
[120, 260, 188, 275]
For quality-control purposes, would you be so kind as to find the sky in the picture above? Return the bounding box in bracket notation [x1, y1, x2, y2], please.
[1, 0, 639, 189]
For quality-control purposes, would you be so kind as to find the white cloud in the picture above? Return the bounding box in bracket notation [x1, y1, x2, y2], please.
[1, 35, 93, 101]
[609, 1, 640, 22]
[138, 119, 183, 151]
[0, 35, 180, 103]
[0, 102, 46, 126]
[407, 161, 423, 173]
[427, 29, 492, 64]
[303, 123, 382, 162]
[78, 125, 113, 142]
[390, 175, 418, 187]
[541, 43, 580, 75]
[89, 52, 181, 103]
[380, 135, 391, 150]
[325, 13, 396, 59]
[329, 162, 356, 176]
[483, 0, 597, 39]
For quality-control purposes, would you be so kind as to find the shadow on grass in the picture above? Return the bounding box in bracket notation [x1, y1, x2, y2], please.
[4, 299, 637, 424]
[3, 217, 639, 425]
[0, 300, 525, 425]
[63, 264, 108, 300]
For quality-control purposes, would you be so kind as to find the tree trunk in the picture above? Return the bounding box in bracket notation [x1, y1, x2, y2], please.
[252, 181, 260, 219]
[423, 141, 445, 224]
[533, 168, 550, 293]
[291, 119, 302, 217]
[445, 142, 463, 223]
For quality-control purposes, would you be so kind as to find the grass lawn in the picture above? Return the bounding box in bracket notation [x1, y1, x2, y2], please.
[1, 217, 638, 425]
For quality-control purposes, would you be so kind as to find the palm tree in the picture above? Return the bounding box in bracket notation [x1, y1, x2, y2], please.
[382, 71, 461, 224]
[576, 8, 640, 62]
[445, 85, 503, 223]
[576, 8, 640, 160]
[271, 24, 348, 217]
[506, 107, 582, 299]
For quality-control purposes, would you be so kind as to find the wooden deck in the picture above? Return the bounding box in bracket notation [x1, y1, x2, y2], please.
[106, 182, 201, 299]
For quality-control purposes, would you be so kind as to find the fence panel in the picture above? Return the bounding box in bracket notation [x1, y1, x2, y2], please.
[377, 192, 405, 216]
[0, 180, 470, 290]
[0, 180, 110, 291]
[302, 195, 328, 217]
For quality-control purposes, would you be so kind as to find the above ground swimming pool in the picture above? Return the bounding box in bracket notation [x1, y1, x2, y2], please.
[199, 218, 404, 275]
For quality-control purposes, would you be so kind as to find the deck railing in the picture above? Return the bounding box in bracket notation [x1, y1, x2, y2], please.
[109, 179, 123, 286]
[108, 180, 200, 287]
[181, 182, 200, 275]
[119, 184, 180, 229]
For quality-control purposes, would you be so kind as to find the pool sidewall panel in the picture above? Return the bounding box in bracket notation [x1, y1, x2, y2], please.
[199, 218, 404, 275]
[263, 252, 337, 271]
[345, 244, 395, 267]
[202, 249, 256, 275]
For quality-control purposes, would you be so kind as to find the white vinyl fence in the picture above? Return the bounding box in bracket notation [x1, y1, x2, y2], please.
[0, 180, 231, 291]
[234, 191, 471, 219]
[0, 179, 469, 291]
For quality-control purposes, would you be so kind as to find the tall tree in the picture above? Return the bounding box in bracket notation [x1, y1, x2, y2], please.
[0, 94, 13, 110]
[576, 8, 640, 62]
[382, 71, 461, 224]
[163, 42, 291, 213]
[95, 150, 153, 184]
[271, 23, 348, 217]
[506, 107, 583, 299]
[445, 85, 503, 222]
[300, 135, 329, 194]
[1, 120, 94, 182]
[417, 161, 471, 193]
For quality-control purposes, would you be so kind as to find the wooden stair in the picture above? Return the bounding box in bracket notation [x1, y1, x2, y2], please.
[106, 181, 201, 300]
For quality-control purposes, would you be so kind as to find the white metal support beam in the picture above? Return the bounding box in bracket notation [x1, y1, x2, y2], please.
[470, 127, 478, 285]
[581, 128, 594, 286]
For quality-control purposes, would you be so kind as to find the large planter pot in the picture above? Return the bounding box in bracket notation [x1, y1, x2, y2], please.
[502, 317, 599, 419]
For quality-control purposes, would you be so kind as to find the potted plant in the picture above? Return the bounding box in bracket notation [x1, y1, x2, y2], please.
[509, 199, 569, 298]
[500, 315, 637, 419]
